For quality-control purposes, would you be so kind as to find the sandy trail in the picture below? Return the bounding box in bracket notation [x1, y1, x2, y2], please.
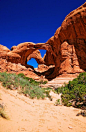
[0, 85, 86, 132]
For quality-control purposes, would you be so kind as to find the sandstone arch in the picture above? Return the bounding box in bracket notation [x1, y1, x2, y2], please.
[0, 2, 86, 80]
[27, 50, 45, 65]
[6, 42, 56, 68]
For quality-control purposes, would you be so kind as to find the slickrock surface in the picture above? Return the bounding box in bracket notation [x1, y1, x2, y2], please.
[41, 77, 76, 88]
[0, 84, 86, 132]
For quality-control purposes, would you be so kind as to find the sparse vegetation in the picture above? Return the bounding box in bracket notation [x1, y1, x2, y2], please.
[76, 110, 86, 117]
[39, 80, 48, 84]
[43, 87, 52, 101]
[55, 72, 86, 109]
[0, 104, 9, 119]
[54, 99, 61, 106]
[0, 72, 49, 99]
[1, 71, 86, 109]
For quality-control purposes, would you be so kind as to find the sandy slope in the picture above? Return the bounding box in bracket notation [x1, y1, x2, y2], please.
[0, 85, 86, 132]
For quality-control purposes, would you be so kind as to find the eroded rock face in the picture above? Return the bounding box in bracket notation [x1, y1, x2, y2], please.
[27, 50, 45, 65]
[0, 3, 86, 80]
[35, 64, 55, 73]
[0, 58, 46, 81]
[0, 45, 10, 59]
[45, 2, 86, 78]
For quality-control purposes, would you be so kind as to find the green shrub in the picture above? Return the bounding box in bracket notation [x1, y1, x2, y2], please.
[18, 73, 25, 78]
[43, 88, 52, 101]
[39, 80, 48, 84]
[42, 81, 48, 84]
[55, 72, 86, 108]
[0, 72, 47, 99]
[54, 99, 61, 106]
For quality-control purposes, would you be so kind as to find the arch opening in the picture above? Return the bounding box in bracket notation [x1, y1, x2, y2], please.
[39, 49, 46, 58]
[26, 49, 47, 68]
[27, 58, 38, 68]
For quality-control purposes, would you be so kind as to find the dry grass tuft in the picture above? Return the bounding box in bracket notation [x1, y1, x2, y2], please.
[0, 104, 9, 119]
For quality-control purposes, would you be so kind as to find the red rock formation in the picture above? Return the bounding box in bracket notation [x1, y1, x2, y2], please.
[35, 64, 55, 73]
[8, 42, 55, 66]
[45, 2, 86, 79]
[0, 3, 86, 80]
[0, 45, 10, 59]
[0, 58, 45, 81]
[27, 50, 45, 65]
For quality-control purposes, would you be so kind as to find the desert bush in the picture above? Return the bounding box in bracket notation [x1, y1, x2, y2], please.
[18, 73, 25, 78]
[55, 72, 86, 108]
[76, 110, 86, 117]
[43, 87, 52, 101]
[54, 99, 61, 106]
[39, 80, 48, 84]
[0, 72, 47, 99]
[42, 81, 48, 84]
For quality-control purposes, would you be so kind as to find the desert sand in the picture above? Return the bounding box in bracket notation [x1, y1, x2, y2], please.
[0, 84, 86, 132]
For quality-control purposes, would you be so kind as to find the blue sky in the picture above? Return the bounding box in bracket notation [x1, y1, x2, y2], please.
[0, 0, 85, 68]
